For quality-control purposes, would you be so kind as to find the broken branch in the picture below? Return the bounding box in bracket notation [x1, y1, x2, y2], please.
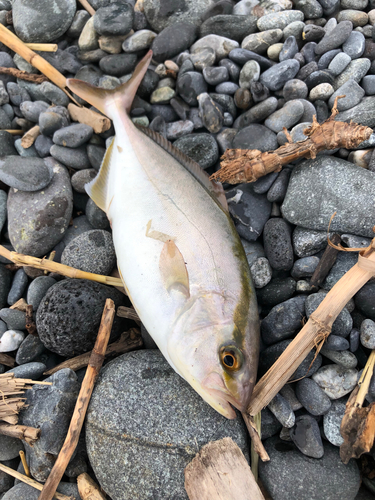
[0, 67, 48, 83]
[77, 473, 106, 500]
[78, 0, 96, 15]
[21, 125, 40, 149]
[0, 423, 40, 445]
[68, 104, 111, 134]
[0, 353, 15, 367]
[310, 233, 341, 288]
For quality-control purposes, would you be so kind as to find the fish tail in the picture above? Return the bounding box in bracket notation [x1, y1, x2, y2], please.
[66, 50, 153, 118]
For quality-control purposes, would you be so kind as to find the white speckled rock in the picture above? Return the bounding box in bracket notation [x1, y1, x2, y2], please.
[0, 330, 25, 352]
[312, 365, 358, 399]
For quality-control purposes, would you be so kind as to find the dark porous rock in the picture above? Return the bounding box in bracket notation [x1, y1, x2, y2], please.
[151, 22, 198, 63]
[260, 59, 300, 91]
[263, 218, 294, 271]
[282, 156, 375, 238]
[289, 415, 324, 458]
[53, 124, 93, 148]
[306, 292, 353, 337]
[177, 71, 208, 107]
[5, 362, 46, 380]
[174, 133, 219, 170]
[234, 97, 278, 128]
[226, 182, 271, 241]
[86, 349, 249, 500]
[85, 199, 109, 230]
[61, 230, 116, 276]
[0, 265, 12, 309]
[0, 435, 23, 461]
[13, 0, 76, 43]
[50, 145, 91, 170]
[261, 296, 306, 345]
[8, 158, 73, 257]
[200, 14, 257, 42]
[93, 3, 133, 36]
[99, 53, 137, 77]
[18, 369, 80, 481]
[315, 21, 353, 55]
[355, 282, 375, 320]
[259, 437, 360, 500]
[233, 123, 278, 151]
[15, 333, 46, 365]
[36, 280, 127, 357]
[257, 278, 296, 307]
[0, 157, 53, 192]
[26, 276, 56, 311]
[7, 268, 28, 306]
[295, 378, 332, 416]
[337, 96, 375, 128]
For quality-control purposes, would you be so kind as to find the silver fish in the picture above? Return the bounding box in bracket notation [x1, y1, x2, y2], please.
[67, 51, 259, 419]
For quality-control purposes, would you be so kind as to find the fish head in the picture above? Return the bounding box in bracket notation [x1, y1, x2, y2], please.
[168, 293, 259, 419]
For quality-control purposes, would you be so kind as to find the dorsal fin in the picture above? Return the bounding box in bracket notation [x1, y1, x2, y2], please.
[136, 125, 229, 212]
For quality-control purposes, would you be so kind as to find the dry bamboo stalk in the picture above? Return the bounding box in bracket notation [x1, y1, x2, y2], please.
[0, 423, 40, 445]
[0, 129, 23, 135]
[77, 473, 106, 500]
[78, 0, 96, 15]
[25, 43, 58, 52]
[0, 245, 123, 287]
[21, 125, 40, 149]
[242, 412, 269, 462]
[39, 299, 115, 500]
[184, 438, 265, 500]
[117, 306, 140, 322]
[0, 353, 15, 367]
[211, 97, 373, 184]
[247, 239, 375, 416]
[19, 450, 30, 477]
[44, 329, 143, 376]
[0, 464, 73, 500]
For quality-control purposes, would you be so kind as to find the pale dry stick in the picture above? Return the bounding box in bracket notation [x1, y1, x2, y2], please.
[248, 239, 375, 416]
[25, 43, 58, 52]
[19, 450, 30, 477]
[117, 306, 140, 322]
[357, 349, 375, 405]
[38, 299, 116, 500]
[250, 412, 262, 480]
[0, 129, 23, 135]
[68, 104, 111, 134]
[0, 464, 73, 500]
[0, 245, 123, 287]
[241, 412, 269, 462]
[0, 423, 40, 445]
[78, 0, 96, 15]
[0, 353, 15, 368]
[77, 473, 107, 500]
[21, 125, 40, 149]
[10, 298, 28, 311]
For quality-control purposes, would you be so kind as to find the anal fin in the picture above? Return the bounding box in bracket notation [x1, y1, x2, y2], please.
[85, 138, 114, 213]
[159, 240, 190, 298]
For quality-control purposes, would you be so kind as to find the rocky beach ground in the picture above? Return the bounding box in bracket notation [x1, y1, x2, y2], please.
[0, 0, 375, 499]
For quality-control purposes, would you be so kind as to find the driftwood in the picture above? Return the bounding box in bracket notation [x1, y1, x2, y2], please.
[0, 129, 23, 135]
[0, 67, 48, 83]
[25, 43, 58, 52]
[0, 245, 122, 287]
[10, 298, 28, 311]
[117, 306, 140, 322]
[21, 125, 40, 149]
[78, 0, 96, 15]
[0, 463, 73, 500]
[247, 238, 375, 417]
[77, 473, 106, 500]
[39, 299, 115, 500]
[211, 96, 373, 184]
[25, 304, 37, 336]
[0, 423, 40, 446]
[44, 329, 142, 375]
[242, 412, 269, 463]
[184, 438, 265, 500]
[68, 104, 111, 134]
[310, 233, 341, 288]
[340, 350, 375, 464]
[0, 353, 15, 367]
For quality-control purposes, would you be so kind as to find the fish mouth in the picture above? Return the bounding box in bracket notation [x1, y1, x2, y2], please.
[202, 373, 247, 419]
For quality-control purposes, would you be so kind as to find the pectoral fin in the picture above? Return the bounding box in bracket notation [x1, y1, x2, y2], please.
[159, 240, 190, 297]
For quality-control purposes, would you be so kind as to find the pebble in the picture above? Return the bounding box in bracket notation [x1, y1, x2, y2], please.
[93, 3, 133, 36]
[7, 268, 28, 306]
[267, 43, 284, 61]
[328, 52, 352, 77]
[200, 14, 258, 42]
[323, 398, 346, 446]
[309, 83, 334, 100]
[0, 266, 11, 309]
[260, 59, 300, 91]
[291, 256, 319, 279]
[53, 124, 93, 148]
[360, 318, 375, 348]
[20, 101, 49, 123]
[250, 257, 272, 288]
[0, 330, 24, 352]
[5, 362, 46, 379]
[303, 24, 325, 41]
[318, 49, 342, 70]
[203, 66, 229, 85]
[166, 119, 194, 140]
[15, 333, 46, 365]
[71, 169, 96, 194]
[233, 123, 278, 151]
[177, 72, 207, 106]
[343, 31, 366, 59]
[306, 292, 353, 337]
[334, 58, 371, 91]
[234, 96, 278, 128]
[253, 172, 279, 194]
[328, 78, 365, 111]
[279, 36, 299, 61]
[0, 157, 53, 192]
[296, 378, 332, 415]
[257, 277, 297, 307]
[2, 483, 81, 500]
[323, 251, 359, 290]
[350, 328, 360, 352]
[264, 99, 304, 132]
[257, 11, 304, 31]
[268, 393, 295, 428]
[151, 23, 198, 63]
[190, 34, 239, 61]
[39, 82, 70, 107]
[325, 335, 350, 351]
[174, 133, 219, 169]
[229, 48, 275, 70]
[86, 350, 249, 499]
[39, 112, 64, 137]
[36, 279, 126, 357]
[263, 218, 294, 271]
[321, 347, 358, 369]
[338, 9, 368, 27]
[239, 60, 260, 88]
[312, 364, 358, 399]
[361, 75, 375, 95]
[50, 145, 91, 170]
[261, 296, 306, 345]
[242, 29, 283, 54]
[99, 53, 138, 77]
[290, 415, 324, 458]
[315, 20, 353, 55]
[0, 435, 23, 461]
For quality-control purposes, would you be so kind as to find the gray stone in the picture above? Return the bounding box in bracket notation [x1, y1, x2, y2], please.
[85, 199, 109, 230]
[315, 21, 353, 55]
[71, 169, 96, 193]
[26, 276, 56, 311]
[63, 215, 92, 246]
[361, 75, 375, 96]
[328, 79, 365, 111]
[123, 30, 157, 53]
[233, 123, 278, 151]
[39, 112, 64, 137]
[325, 335, 350, 351]
[177, 72, 207, 107]
[264, 99, 304, 132]
[15, 333, 46, 365]
[67, 9, 90, 38]
[279, 36, 299, 62]
[13, 0, 76, 43]
[0, 266, 11, 309]
[360, 318, 375, 348]
[7, 268, 28, 306]
[0, 157, 52, 192]
[323, 251, 358, 290]
[260, 59, 300, 91]
[312, 365, 358, 399]
[0, 435, 23, 461]
[263, 218, 294, 271]
[257, 278, 297, 308]
[14, 140, 39, 159]
[323, 398, 346, 446]
[166, 120, 194, 140]
[257, 11, 304, 31]
[289, 415, 324, 458]
[5, 362, 46, 379]
[174, 133, 219, 170]
[50, 145, 91, 170]
[337, 95, 375, 128]
[296, 378, 332, 416]
[318, 49, 342, 70]
[337, 10, 368, 28]
[3, 482, 81, 500]
[86, 350, 249, 500]
[233, 97, 278, 128]
[39, 82, 69, 107]
[250, 257, 272, 288]
[291, 256, 319, 279]
[242, 29, 283, 55]
[342, 31, 366, 59]
[93, 3, 133, 36]
[61, 230, 115, 276]
[283, 79, 308, 101]
[190, 34, 239, 61]
[305, 292, 353, 337]
[261, 407, 283, 439]
[53, 124, 93, 148]
[198, 93, 223, 133]
[200, 14, 257, 42]
[239, 60, 260, 88]
[36, 279, 127, 357]
[87, 144, 105, 171]
[282, 157, 375, 238]
[320, 347, 358, 369]
[151, 22, 198, 63]
[268, 393, 295, 428]
[190, 47, 216, 71]
[203, 66, 229, 86]
[261, 296, 306, 345]
[99, 54, 138, 78]
[0, 131, 16, 157]
[0, 309, 26, 330]
[241, 240, 265, 268]
[333, 58, 371, 91]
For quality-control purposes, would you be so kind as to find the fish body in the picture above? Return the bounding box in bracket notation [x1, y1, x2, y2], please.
[67, 52, 259, 418]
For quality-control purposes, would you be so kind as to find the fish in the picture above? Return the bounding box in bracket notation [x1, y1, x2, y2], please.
[67, 51, 259, 419]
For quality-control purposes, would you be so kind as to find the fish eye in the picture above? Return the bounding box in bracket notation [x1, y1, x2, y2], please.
[220, 346, 242, 371]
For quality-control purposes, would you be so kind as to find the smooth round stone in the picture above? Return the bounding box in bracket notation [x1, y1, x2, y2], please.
[196, 94, 222, 133]
[202, 66, 229, 85]
[71, 169, 96, 193]
[98, 53, 137, 78]
[151, 23, 198, 63]
[85, 198, 109, 230]
[290, 415, 324, 458]
[279, 36, 298, 62]
[174, 133, 219, 170]
[293, 349, 323, 380]
[267, 168, 291, 203]
[263, 218, 294, 271]
[2, 483, 81, 500]
[234, 96, 277, 128]
[312, 365, 358, 399]
[253, 172, 279, 194]
[0, 190, 6, 236]
[257, 277, 296, 307]
[318, 49, 342, 70]
[260, 59, 300, 91]
[150, 87, 175, 104]
[309, 83, 334, 100]
[283, 79, 308, 100]
[53, 124, 93, 148]
[257, 11, 304, 31]
[0, 329, 24, 352]
[200, 14, 258, 42]
[306, 293, 353, 337]
[304, 69, 335, 90]
[291, 256, 319, 279]
[328, 52, 352, 76]
[190, 34, 239, 61]
[239, 60, 260, 88]
[14, 140, 39, 159]
[94, 3, 133, 36]
[87, 144, 105, 171]
[0, 308, 26, 330]
[5, 362, 46, 379]
[328, 78, 365, 110]
[190, 47, 216, 70]
[0, 156, 52, 192]
[7, 268, 28, 306]
[233, 123, 278, 151]
[63, 215, 93, 246]
[250, 257, 272, 288]
[61, 230, 115, 276]
[16, 333, 46, 364]
[342, 31, 365, 60]
[300, 41, 318, 64]
[261, 296, 306, 345]
[350, 328, 360, 352]
[295, 378, 332, 416]
[229, 48, 275, 70]
[177, 72, 207, 106]
[315, 21, 353, 55]
[242, 29, 283, 54]
[267, 43, 284, 61]
[8, 158, 72, 257]
[0, 434, 24, 461]
[360, 318, 375, 348]
[268, 393, 295, 428]
[303, 24, 325, 41]
[39, 112, 64, 137]
[361, 75, 375, 95]
[86, 349, 249, 499]
[50, 145, 90, 170]
[325, 335, 350, 351]
[33, 135, 53, 158]
[261, 407, 283, 439]
[219, 58, 240, 81]
[323, 398, 346, 446]
[338, 10, 368, 28]
[20, 101, 49, 123]
[214, 81, 239, 94]
[264, 99, 304, 132]
[123, 30, 156, 53]
[39, 82, 69, 107]
[13, 0, 76, 43]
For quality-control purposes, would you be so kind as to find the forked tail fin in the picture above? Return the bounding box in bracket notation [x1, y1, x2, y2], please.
[66, 50, 153, 118]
